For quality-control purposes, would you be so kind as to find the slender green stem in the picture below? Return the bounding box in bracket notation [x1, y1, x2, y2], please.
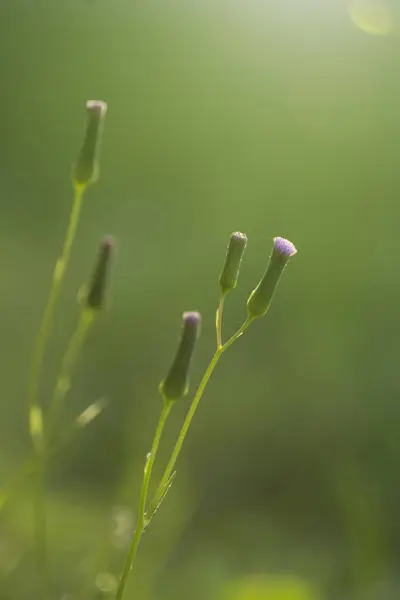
[115, 401, 173, 600]
[27, 185, 85, 421]
[222, 316, 254, 352]
[48, 308, 95, 434]
[0, 399, 107, 513]
[115, 314, 253, 600]
[148, 316, 253, 518]
[215, 294, 225, 349]
[26, 184, 85, 595]
[34, 307, 93, 592]
[148, 349, 221, 516]
[34, 443, 47, 598]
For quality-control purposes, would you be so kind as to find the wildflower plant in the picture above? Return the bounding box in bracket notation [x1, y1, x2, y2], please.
[114, 230, 297, 599]
[2, 101, 297, 599]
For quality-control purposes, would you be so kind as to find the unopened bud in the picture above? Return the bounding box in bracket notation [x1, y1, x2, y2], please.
[160, 312, 201, 402]
[219, 232, 247, 294]
[72, 100, 108, 189]
[86, 236, 115, 310]
[247, 237, 297, 318]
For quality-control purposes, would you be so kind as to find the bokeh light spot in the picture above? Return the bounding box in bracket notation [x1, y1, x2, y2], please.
[221, 575, 320, 600]
[348, 0, 394, 35]
[95, 572, 117, 593]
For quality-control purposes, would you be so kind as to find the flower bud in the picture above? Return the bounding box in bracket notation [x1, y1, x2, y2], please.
[159, 312, 201, 402]
[86, 236, 115, 310]
[72, 100, 108, 189]
[247, 237, 297, 318]
[218, 232, 247, 294]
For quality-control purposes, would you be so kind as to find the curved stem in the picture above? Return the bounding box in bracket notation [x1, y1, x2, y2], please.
[215, 294, 225, 349]
[26, 184, 85, 595]
[48, 308, 95, 434]
[115, 401, 173, 600]
[221, 316, 254, 352]
[148, 316, 254, 518]
[148, 348, 221, 516]
[27, 185, 84, 421]
[34, 446, 47, 599]
[0, 399, 107, 513]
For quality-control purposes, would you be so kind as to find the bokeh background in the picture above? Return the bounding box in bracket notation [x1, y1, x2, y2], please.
[1, 0, 400, 598]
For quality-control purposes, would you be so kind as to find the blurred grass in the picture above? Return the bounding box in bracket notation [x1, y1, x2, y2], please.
[1, 0, 400, 598]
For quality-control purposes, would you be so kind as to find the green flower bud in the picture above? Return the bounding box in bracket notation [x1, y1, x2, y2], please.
[72, 100, 108, 189]
[160, 312, 201, 402]
[218, 232, 247, 294]
[247, 237, 297, 318]
[86, 236, 115, 310]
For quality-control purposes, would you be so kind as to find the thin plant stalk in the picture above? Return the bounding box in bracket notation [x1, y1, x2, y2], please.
[34, 446, 47, 597]
[114, 317, 253, 600]
[34, 305, 94, 591]
[115, 400, 173, 600]
[215, 293, 225, 350]
[148, 317, 253, 517]
[47, 308, 95, 433]
[0, 398, 107, 512]
[116, 233, 297, 599]
[26, 183, 85, 593]
[27, 184, 85, 421]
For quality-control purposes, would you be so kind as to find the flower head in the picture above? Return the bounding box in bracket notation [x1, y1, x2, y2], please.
[159, 311, 201, 403]
[247, 236, 297, 319]
[72, 100, 108, 190]
[86, 236, 115, 310]
[219, 231, 247, 294]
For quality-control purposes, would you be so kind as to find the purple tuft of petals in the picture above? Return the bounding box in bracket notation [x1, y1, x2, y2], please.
[231, 231, 247, 243]
[183, 311, 201, 327]
[273, 237, 297, 258]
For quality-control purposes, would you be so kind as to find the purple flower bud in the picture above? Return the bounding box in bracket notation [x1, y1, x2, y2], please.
[273, 237, 297, 259]
[86, 236, 115, 310]
[160, 312, 201, 402]
[72, 100, 108, 189]
[247, 237, 297, 318]
[219, 232, 247, 294]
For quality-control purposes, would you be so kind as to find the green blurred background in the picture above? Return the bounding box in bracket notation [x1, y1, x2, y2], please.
[1, 0, 400, 598]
